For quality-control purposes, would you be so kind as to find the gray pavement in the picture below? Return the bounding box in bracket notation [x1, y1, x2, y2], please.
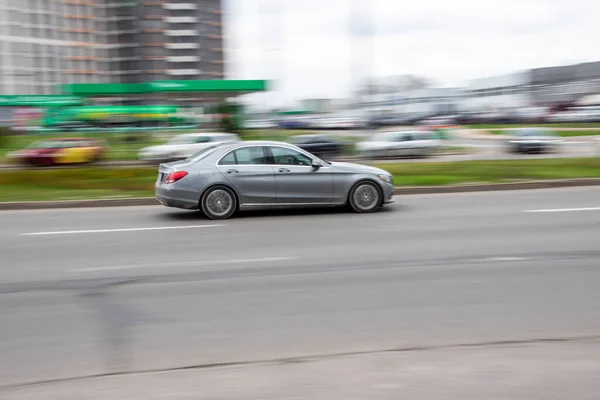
[1, 187, 600, 398]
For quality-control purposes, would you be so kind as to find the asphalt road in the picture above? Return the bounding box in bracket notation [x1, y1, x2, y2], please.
[1, 187, 600, 398]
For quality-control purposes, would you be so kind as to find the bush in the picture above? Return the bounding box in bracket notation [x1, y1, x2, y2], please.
[0, 126, 14, 147]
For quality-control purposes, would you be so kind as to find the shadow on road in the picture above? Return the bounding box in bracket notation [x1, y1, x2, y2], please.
[157, 204, 400, 222]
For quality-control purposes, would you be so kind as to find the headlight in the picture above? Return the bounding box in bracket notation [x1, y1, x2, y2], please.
[378, 174, 392, 184]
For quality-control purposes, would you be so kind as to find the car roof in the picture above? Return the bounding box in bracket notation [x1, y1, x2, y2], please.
[180, 132, 235, 137]
[196, 140, 307, 160]
[513, 127, 550, 134]
[377, 130, 426, 136]
[292, 134, 329, 139]
[220, 140, 296, 148]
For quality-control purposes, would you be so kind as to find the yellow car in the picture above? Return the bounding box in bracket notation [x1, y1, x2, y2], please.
[8, 138, 108, 166]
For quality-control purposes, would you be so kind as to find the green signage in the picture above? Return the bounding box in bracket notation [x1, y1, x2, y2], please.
[61, 80, 269, 96]
[148, 80, 268, 93]
[0, 95, 84, 107]
[61, 83, 149, 96]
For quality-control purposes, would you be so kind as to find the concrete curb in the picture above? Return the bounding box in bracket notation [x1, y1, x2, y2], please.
[2, 178, 600, 211]
[0, 197, 160, 211]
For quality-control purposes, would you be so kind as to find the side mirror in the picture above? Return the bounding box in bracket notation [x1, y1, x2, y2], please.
[311, 160, 322, 169]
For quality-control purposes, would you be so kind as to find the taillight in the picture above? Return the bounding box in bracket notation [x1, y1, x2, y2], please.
[164, 171, 188, 184]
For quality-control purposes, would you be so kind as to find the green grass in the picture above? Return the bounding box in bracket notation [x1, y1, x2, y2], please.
[2, 157, 600, 202]
[488, 130, 600, 137]
[467, 123, 600, 129]
[0, 168, 157, 201]
[380, 158, 600, 186]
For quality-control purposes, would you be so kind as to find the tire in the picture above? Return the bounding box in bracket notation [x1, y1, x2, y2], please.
[200, 186, 237, 220]
[348, 181, 382, 214]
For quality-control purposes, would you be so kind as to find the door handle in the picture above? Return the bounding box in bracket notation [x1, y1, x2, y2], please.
[278, 168, 290, 173]
[227, 169, 239, 174]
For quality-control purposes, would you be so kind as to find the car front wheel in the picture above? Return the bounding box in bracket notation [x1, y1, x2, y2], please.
[200, 186, 237, 220]
[349, 181, 381, 213]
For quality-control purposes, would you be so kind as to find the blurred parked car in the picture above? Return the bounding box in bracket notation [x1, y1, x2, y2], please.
[506, 128, 562, 154]
[244, 119, 276, 130]
[419, 115, 458, 128]
[139, 132, 239, 162]
[356, 130, 442, 158]
[547, 107, 600, 123]
[288, 134, 344, 158]
[7, 137, 107, 166]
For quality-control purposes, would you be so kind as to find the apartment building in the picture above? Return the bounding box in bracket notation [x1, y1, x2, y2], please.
[0, 0, 225, 96]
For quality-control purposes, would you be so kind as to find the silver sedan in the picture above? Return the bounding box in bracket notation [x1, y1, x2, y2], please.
[155, 141, 395, 219]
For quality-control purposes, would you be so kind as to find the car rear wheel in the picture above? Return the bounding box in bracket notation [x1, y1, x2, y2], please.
[349, 181, 381, 213]
[200, 186, 237, 220]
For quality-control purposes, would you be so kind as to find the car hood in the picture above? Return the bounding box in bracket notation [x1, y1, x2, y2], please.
[329, 161, 389, 176]
[356, 141, 392, 151]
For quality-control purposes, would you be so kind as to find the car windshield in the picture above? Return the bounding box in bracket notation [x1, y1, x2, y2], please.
[27, 140, 72, 149]
[289, 136, 312, 144]
[516, 129, 554, 137]
[168, 136, 198, 145]
[371, 132, 395, 142]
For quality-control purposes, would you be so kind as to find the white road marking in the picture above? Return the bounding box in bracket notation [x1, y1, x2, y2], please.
[20, 224, 225, 236]
[484, 257, 528, 262]
[523, 207, 600, 213]
[67, 257, 297, 273]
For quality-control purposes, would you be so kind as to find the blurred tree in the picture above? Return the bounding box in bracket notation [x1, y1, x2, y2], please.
[217, 102, 244, 134]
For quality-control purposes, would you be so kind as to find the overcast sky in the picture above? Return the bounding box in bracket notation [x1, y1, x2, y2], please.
[225, 0, 599, 106]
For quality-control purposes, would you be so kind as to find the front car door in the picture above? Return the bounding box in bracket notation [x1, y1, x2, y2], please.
[267, 145, 335, 204]
[391, 133, 414, 157]
[215, 145, 277, 205]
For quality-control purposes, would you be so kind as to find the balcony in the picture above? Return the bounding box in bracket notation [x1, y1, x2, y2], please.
[167, 56, 199, 63]
[163, 3, 197, 10]
[165, 30, 198, 37]
[165, 43, 199, 50]
[165, 16, 198, 24]
[166, 68, 200, 76]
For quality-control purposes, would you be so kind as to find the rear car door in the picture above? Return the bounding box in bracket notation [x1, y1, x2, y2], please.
[216, 146, 277, 205]
[267, 145, 335, 204]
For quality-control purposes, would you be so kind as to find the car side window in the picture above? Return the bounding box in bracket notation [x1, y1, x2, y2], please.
[219, 147, 268, 165]
[220, 151, 237, 165]
[270, 147, 312, 166]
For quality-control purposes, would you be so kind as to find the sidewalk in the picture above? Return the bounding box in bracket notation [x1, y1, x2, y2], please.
[3, 339, 600, 400]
